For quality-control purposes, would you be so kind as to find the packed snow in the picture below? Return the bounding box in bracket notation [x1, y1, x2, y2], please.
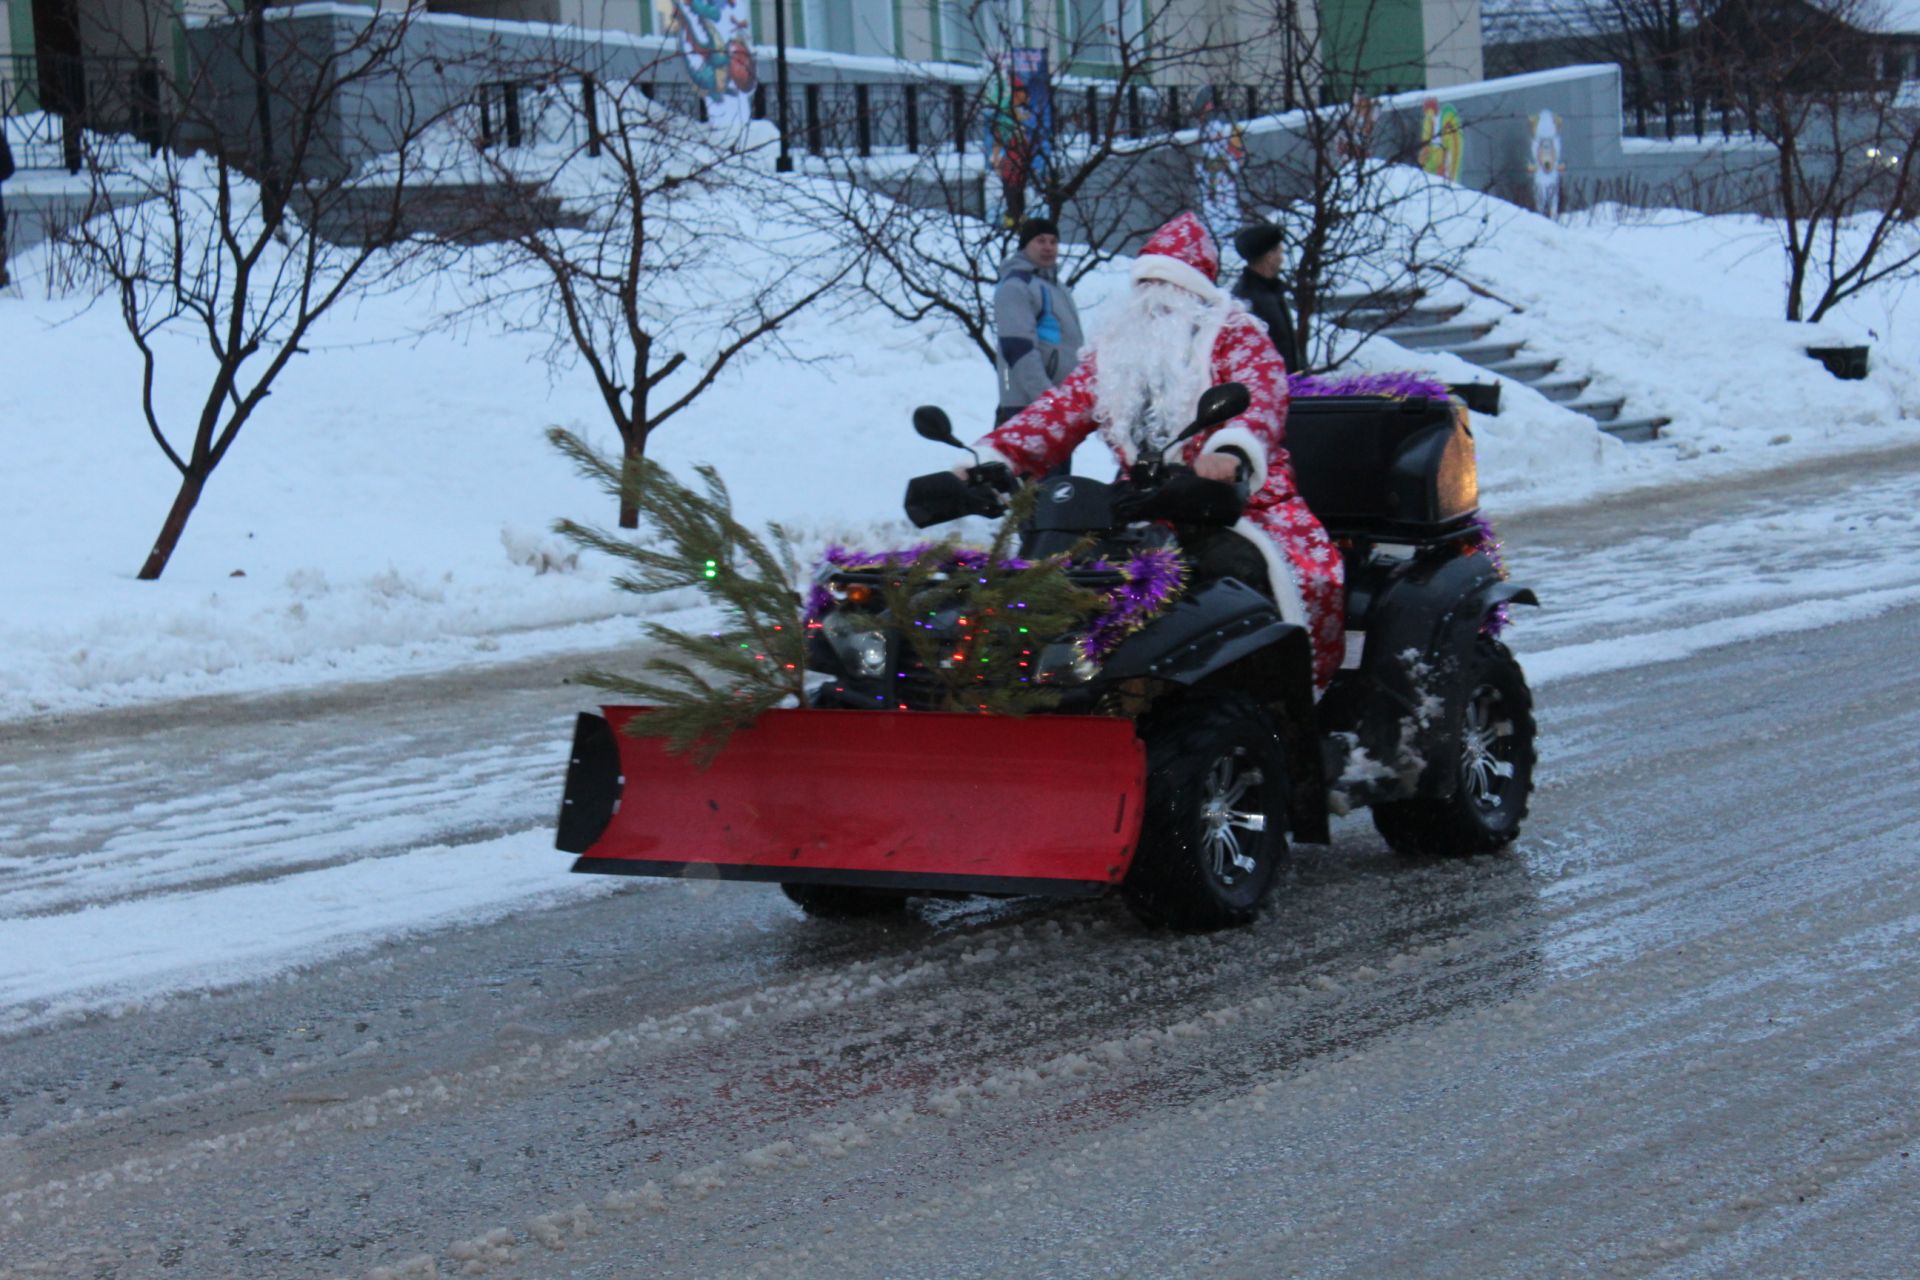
[4, 145, 1920, 1030]
[4, 163, 1917, 720]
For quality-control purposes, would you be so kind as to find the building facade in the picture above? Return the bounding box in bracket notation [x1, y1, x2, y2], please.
[1319, 0, 1482, 97]
[6, 1, 1482, 93]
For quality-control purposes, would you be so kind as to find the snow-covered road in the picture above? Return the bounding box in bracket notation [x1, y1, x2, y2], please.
[5, 444, 1918, 1033]
[2, 446, 1918, 1279]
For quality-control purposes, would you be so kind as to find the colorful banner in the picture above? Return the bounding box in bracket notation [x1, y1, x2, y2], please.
[1418, 98, 1464, 182]
[661, 0, 756, 129]
[984, 47, 1051, 229]
[1191, 86, 1245, 243]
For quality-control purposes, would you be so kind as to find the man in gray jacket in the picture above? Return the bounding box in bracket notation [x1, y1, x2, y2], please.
[993, 217, 1084, 426]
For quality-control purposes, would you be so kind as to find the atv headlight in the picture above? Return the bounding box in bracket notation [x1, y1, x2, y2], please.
[1037, 641, 1100, 683]
[824, 612, 890, 677]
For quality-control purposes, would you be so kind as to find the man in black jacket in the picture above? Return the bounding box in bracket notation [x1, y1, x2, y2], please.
[1231, 222, 1299, 372]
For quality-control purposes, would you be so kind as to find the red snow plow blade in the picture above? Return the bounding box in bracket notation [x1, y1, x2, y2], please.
[558, 707, 1145, 898]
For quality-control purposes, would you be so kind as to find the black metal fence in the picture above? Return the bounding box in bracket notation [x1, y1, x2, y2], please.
[2, 53, 166, 172]
[472, 75, 1305, 159]
[1622, 98, 1761, 142]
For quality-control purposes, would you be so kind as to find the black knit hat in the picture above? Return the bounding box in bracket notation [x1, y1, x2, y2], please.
[1016, 217, 1060, 249]
[1233, 223, 1283, 262]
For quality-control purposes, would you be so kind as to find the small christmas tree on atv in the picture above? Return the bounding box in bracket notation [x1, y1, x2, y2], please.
[555, 382, 1539, 931]
[545, 430, 810, 763]
[544, 428, 1119, 753]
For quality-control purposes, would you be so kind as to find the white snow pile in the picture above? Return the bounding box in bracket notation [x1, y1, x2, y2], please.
[2, 157, 1916, 720]
[1285, 170, 1920, 509]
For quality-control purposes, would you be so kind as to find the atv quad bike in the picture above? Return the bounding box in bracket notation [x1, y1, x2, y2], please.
[556, 384, 1538, 930]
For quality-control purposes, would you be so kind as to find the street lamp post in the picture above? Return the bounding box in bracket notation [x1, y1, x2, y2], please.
[774, 0, 792, 171]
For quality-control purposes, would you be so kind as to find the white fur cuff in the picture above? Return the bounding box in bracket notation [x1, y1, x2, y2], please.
[1200, 423, 1268, 481]
[969, 442, 1022, 475]
[1130, 254, 1227, 305]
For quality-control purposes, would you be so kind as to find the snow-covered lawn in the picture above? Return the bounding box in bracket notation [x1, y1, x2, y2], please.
[3, 176, 1917, 719]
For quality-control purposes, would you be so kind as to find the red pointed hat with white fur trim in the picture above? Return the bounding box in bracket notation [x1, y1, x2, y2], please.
[1129, 211, 1225, 301]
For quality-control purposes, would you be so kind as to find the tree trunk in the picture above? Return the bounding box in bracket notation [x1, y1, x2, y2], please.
[618, 430, 642, 530]
[138, 470, 207, 581]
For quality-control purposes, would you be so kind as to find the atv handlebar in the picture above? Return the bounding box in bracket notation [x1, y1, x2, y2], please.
[903, 465, 1013, 528]
[1111, 468, 1246, 526]
[968, 461, 1016, 494]
[903, 459, 1244, 531]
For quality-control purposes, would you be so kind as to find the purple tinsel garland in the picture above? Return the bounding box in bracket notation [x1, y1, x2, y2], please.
[809, 544, 1187, 663]
[1076, 546, 1187, 661]
[1288, 370, 1453, 401]
[1469, 511, 1512, 638]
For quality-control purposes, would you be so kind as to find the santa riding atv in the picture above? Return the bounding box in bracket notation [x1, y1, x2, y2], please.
[555, 214, 1538, 930]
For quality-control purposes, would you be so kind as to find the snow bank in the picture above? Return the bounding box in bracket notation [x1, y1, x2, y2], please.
[1283, 172, 1920, 510]
[2, 165, 1916, 719]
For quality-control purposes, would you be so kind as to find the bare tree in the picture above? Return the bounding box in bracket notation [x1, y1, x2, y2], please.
[454, 65, 858, 528]
[811, 0, 1495, 380]
[1227, 1, 1497, 369]
[1698, 0, 1920, 320]
[814, 0, 1236, 371]
[60, 5, 467, 580]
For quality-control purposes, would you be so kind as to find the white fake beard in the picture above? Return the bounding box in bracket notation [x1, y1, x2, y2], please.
[1092, 281, 1233, 462]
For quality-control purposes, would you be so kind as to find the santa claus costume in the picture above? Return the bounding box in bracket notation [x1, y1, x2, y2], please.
[974, 211, 1346, 690]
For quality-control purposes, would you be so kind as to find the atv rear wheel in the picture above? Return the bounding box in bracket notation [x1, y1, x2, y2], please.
[1371, 637, 1536, 858]
[1124, 692, 1290, 931]
[780, 882, 910, 918]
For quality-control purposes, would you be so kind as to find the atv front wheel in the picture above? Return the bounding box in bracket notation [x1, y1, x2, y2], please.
[1124, 692, 1290, 931]
[780, 882, 909, 918]
[1371, 637, 1536, 858]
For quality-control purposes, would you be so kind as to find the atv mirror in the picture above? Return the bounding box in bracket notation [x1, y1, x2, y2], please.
[1172, 383, 1251, 445]
[912, 405, 962, 448]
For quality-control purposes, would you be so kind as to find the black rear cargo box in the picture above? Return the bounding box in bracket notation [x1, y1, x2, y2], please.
[1287, 395, 1479, 543]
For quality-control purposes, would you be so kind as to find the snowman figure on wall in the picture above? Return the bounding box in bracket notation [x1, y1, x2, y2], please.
[1529, 109, 1563, 220]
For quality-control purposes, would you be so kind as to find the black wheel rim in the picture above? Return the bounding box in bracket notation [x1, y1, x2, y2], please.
[1199, 747, 1268, 887]
[1461, 682, 1519, 812]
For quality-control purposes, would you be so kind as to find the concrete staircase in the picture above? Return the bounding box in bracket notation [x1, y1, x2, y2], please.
[1333, 289, 1669, 443]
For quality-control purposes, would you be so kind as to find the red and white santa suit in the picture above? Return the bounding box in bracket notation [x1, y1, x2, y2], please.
[974, 212, 1346, 690]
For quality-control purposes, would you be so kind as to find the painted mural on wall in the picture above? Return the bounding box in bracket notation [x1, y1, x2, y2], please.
[1529, 109, 1564, 219]
[1191, 85, 1246, 242]
[660, 0, 756, 128]
[1417, 98, 1464, 182]
[984, 48, 1052, 229]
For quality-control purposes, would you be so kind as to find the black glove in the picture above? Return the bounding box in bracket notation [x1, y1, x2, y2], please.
[1114, 470, 1245, 526]
[904, 471, 1008, 528]
[967, 461, 1016, 494]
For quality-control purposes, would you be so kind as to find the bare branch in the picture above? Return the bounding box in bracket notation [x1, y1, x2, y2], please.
[447, 60, 859, 527]
[57, 4, 483, 578]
